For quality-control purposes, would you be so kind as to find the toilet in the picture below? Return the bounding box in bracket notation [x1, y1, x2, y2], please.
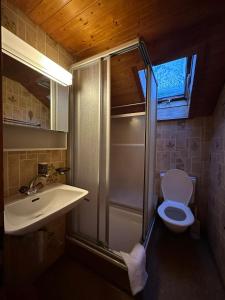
[157, 169, 195, 233]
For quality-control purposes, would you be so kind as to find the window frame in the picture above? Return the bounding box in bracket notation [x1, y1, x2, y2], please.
[136, 54, 197, 120]
[154, 55, 196, 105]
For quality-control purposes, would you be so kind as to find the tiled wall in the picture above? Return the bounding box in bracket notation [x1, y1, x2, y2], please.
[156, 116, 211, 228]
[3, 76, 50, 129]
[3, 150, 67, 199]
[207, 85, 225, 286]
[1, 0, 74, 70]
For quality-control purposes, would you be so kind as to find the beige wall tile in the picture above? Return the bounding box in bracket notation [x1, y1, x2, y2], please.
[20, 159, 37, 186]
[27, 152, 38, 160]
[25, 23, 37, 48]
[38, 152, 51, 163]
[8, 153, 20, 188]
[1, 5, 17, 34]
[8, 187, 19, 197]
[17, 17, 26, 40]
[36, 27, 46, 54]
[61, 150, 67, 161]
[4, 150, 67, 198]
[19, 152, 27, 159]
[46, 35, 59, 63]
[59, 45, 74, 69]
[207, 84, 225, 286]
[51, 150, 62, 162]
[3, 152, 8, 197]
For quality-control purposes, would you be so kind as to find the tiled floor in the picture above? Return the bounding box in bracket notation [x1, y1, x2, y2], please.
[3, 219, 225, 300]
[34, 257, 132, 300]
[140, 219, 225, 300]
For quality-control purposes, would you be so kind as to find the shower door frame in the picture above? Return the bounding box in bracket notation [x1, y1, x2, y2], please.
[143, 64, 158, 241]
[68, 38, 157, 260]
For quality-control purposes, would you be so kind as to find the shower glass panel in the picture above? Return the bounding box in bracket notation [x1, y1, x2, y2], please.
[70, 60, 101, 243]
[109, 49, 146, 252]
[69, 40, 157, 259]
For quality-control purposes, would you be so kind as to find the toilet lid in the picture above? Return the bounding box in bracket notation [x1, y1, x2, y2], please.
[161, 169, 193, 205]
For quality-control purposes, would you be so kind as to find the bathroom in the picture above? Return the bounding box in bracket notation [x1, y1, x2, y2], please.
[0, 0, 225, 299]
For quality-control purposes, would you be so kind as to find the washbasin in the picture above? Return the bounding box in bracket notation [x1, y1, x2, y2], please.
[4, 183, 88, 235]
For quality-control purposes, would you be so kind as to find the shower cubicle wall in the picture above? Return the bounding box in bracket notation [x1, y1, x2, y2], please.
[69, 40, 157, 258]
[109, 115, 145, 252]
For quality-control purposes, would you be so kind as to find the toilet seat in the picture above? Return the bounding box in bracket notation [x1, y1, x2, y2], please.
[158, 200, 194, 226]
[161, 169, 193, 205]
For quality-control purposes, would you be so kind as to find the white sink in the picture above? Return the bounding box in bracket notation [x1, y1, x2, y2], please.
[4, 183, 88, 235]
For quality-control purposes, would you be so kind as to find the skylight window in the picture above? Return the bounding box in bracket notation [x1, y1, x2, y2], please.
[138, 55, 197, 120]
[152, 57, 187, 99]
[138, 57, 189, 101]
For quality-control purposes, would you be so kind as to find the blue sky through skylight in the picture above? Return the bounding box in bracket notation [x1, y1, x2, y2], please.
[138, 57, 187, 100]
[153, 57, 187, 99]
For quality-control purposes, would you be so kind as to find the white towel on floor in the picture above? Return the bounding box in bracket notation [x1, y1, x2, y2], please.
[120, 243, 148, 295]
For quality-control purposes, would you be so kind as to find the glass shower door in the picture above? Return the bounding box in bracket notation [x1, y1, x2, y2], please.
[108, 48, 146, 252]
[69, 59, 102, 243]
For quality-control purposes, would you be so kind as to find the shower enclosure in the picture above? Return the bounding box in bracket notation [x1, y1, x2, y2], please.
[68, 39, 157, 264]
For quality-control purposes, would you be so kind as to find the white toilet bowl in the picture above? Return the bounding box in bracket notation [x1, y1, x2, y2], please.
[157, 169, 195, 233]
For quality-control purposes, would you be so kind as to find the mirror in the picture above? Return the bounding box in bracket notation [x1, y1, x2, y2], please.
[2, 27, 71, 132]
[2, 52, 69, 132]
[3, 53, 51, 129]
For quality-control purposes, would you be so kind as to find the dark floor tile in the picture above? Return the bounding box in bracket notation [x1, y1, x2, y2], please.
[35, 256, 133, 300]
[140, 219, 225, 300]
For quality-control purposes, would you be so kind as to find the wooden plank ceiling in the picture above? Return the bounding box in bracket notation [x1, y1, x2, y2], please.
[10, 0, 225, 117]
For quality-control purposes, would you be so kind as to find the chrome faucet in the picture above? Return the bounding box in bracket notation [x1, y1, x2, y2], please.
[19, 174, 48, 195]
[19, 162, 49, 195]
[19, 164, 70, 195]
[27, 174, 47, 195]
